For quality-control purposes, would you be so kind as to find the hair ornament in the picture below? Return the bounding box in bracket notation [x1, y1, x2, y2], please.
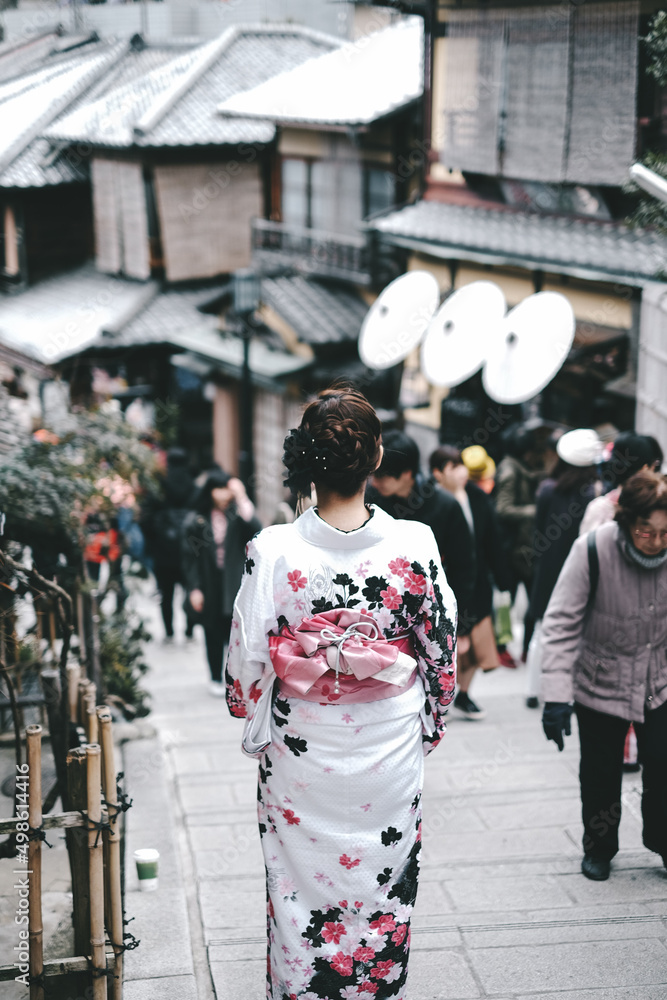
[283, 426, 333, 494]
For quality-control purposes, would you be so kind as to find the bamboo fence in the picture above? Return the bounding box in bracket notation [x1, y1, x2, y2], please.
[0, 690, 130, 995]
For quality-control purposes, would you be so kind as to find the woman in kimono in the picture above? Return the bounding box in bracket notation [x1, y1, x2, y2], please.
[225, 387, 457, 1000]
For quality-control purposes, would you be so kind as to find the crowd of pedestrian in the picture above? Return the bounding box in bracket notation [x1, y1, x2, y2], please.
[97, 406, 665, 904]
[139, 449, 260, 696]
[218, 387, 666, 999]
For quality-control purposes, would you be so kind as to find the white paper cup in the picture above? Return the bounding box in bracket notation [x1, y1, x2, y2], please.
[134, 849, 159, 891]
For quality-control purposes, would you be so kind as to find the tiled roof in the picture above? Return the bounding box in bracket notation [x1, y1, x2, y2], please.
[217, 16, 422, 127]
[85, 275, 309, 381]
[0, 31, 65, 84]
[0, 264, 157, 363]
[261, 274, 369, 345]
[0, 45, 124, 184]
[45, 25, 340, 150]
[0, 267, 308, 381]
[108, 283, 229, 347]
[0, 38, 198, 188]
[371, 200, 667, 284]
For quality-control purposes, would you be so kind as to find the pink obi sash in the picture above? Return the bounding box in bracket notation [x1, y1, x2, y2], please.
[268, 608, 417, 705]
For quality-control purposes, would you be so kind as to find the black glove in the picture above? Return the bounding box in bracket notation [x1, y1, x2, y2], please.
[542, 702, 572, 752]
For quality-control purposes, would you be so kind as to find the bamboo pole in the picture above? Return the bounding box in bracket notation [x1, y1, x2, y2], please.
[40, 670, 68, 813]
[76, 590, 86, 670]
[67, 663, 80, 725]
[86, 708, 98, 746]
[77, 682, 89, 728]
[86, 744, 107, 999]
[97, 709, 122, 1000]
[66, 748, 90, 956]
[26, 725, 44, 1000]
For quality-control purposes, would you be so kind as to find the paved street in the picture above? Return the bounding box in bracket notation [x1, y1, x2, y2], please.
[120, 582, 667, 1000]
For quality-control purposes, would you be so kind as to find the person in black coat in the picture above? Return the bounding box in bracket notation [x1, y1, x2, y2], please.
[182, 469, 261, 696]
[366, 428, 475, 642]
[141, 447, 196, 642]
[430, 445, 512, 719]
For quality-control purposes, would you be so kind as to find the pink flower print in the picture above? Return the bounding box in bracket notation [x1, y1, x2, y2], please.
[342, 713, 354, 724]
[423, 618, 432, 633]
[391, 924, 407, 945]
[283, 809, 301, 826]
[371, 960, 396, 980]
[360, 803, 372, 812]
[278, 875, 296, 897]
[355, 901, 363, 908]
[380, 586, 402, 610]
[388, 557, 411, 577]
[331, 952, 353, 976]
[404, 571, 426, 595]
[287, 569, 307, 592]
[338, 900, 348, 909]
[339, 854, 361, 870]
[353, 946, 376, 963]
[385, 964, 403, 984]
[314, 872, 333, 886]
[447, 634, 453, 650]
[369, 914, 396, 935]
[356, 560, 372, 577]
[322, 921, 346, 944]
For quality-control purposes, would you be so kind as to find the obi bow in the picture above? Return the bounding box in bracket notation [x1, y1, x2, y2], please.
[268, 607, 414, 696]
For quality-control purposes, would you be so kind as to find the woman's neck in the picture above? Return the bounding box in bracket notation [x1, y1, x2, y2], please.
[316, 489, 370, 532]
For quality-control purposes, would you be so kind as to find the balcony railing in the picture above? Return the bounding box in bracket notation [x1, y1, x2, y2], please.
[251, 219, 374, 286]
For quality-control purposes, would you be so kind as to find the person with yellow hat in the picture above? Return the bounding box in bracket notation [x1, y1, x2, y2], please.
[462, 446, 496, 495]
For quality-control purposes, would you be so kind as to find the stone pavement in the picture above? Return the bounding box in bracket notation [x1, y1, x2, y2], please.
[122, 582, 667, 1000]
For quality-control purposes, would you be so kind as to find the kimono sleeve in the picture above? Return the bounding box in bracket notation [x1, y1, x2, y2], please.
[224, 532, 278, 719]
[411, 526, 458, 756]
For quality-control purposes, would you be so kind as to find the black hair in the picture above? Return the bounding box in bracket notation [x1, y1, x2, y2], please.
[283, 385, 382, 498]
[376, 429, 420, 479]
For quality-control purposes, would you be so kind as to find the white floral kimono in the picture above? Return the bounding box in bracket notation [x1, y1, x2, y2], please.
[225, 505, 457, 1000]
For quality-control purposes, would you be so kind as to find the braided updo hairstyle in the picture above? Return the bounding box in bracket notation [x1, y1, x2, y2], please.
[283, 386, 382, 498]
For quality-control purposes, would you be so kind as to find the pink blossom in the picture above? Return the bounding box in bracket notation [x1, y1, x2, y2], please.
[404, 571, 426, 595]
[391, 924, 407, 945]
[353, 946, 376, 963]
[322, 922, 347, 944]
[331, 952, 353, 976]
[380, 586, 402, 610]
[369, 914, 396, 934]
[339, 854, 361, 870]
[282, 809, 300, 826]
[370, 960, 396, 980]
[287, 570, 307, 592]
[388, 557, 411, 577]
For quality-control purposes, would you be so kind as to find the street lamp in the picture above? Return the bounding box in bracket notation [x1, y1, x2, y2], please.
[233, 268, 261, 499]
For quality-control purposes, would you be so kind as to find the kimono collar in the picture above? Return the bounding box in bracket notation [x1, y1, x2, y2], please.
[293, 504, 391, 549]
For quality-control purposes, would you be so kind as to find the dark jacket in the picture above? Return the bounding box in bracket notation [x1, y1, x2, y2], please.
[494, 454, 545, 586]
[366, 474, 475, 633]
[182, 505, 261, 624]
[528, 479, 597, 621]
[540, 522, 667, 722]
[465, 482, 513, 623]
[142, 466, 196, 572]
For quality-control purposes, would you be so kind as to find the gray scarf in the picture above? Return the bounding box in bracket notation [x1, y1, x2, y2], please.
[622, 530, 667, 570]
